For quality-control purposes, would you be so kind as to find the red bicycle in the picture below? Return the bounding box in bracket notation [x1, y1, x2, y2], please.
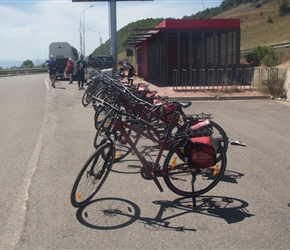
[71, 97, 227, 208]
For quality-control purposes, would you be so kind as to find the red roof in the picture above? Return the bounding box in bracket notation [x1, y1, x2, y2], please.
[156, 18, 240, 30]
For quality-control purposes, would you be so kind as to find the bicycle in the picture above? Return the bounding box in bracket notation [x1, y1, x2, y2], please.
[92, 88, 193, 163]
[92, 86, 228, 163]
[82, 73, 105, 107]
[71, 97, 227, 209]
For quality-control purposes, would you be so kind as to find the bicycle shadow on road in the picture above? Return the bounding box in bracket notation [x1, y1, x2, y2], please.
[75, 195, 254, 231]
[111, 165, 245, 185]
[54, 86, 66, 90]
[221, 170, 245, 184]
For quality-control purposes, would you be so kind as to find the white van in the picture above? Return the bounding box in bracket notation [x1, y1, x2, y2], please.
[49, 42, 78, 79]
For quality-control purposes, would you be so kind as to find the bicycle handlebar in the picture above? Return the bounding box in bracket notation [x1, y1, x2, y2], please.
[92, 96, 153, 128]
[123, 87, 155, 108]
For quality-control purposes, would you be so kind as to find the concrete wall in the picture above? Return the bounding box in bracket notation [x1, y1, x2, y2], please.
[285, 68, 290, 100]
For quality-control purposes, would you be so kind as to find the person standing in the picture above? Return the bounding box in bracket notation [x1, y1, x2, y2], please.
[65, 57, 74, 84]
[46, 55, 57, 88]
[76, 54, 87, 90]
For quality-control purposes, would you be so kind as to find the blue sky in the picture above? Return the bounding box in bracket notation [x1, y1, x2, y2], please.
[0, 0, 222, 62]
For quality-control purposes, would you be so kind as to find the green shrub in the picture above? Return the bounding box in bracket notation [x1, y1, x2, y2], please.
[21, 60, 35, 68]
[246, 46, 281, 66]
[266, 16, 273, 23]
[246, 45, 269, 65]
[262, 48, 281, 67]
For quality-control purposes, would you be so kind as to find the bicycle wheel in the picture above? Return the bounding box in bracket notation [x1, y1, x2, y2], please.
[147, 108, 186, 139]
[94, 111, 141, 162]
[82, 87, 93, 107]
[94, 110, 115, 148]
[210, 121, 229, 153]
[179, 119, 228, 155]
[110, 126, 140, 162]
[163, 147, 227, 197]
[71, 142, 115, 207]
[94, 105, 110, 130]
[82, 82, 100, 107]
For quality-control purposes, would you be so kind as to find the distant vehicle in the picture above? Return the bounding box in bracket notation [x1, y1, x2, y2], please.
[87, 55, 115, 77]
[87, 55, 115, 69]
[48, 42, 79, 80]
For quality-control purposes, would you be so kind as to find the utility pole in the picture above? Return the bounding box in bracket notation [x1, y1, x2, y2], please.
[79, 5, 93, 57]
[109, 0, 117, 65]
[99, 32, 103, 55]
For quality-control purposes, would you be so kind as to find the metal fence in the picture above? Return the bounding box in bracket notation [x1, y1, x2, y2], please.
[172, 67, 290, 92]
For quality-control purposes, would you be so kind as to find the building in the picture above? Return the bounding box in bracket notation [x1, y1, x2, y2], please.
[125, 18, 241, 87]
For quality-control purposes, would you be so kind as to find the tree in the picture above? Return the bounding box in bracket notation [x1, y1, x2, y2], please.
[246, 45, 269, 65]
[21, 60, 34, 68]
[262, 48, 281, 67]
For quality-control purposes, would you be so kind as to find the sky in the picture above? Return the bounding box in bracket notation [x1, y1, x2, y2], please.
[0, 0, 222, 63]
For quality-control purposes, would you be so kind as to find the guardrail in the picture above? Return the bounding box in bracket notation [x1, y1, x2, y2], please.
[241, 42, 290, 54]
[0, 68, 47, 76]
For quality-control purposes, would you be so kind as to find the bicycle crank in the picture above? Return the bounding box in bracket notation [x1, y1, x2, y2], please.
[140, 167, 153, 180]
[140, 167, 163, 192]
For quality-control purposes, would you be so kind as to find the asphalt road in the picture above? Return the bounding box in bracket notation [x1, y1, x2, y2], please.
[0, 74, 289, 249]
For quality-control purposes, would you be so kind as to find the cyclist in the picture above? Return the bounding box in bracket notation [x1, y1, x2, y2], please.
[118, 61, 134, 85]
[46, 55, 57, 88]
[66, 57, 74, 84]
[76, 54, 88, 90]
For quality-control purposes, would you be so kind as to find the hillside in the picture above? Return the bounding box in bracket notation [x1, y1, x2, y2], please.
[91, 18, 164, 59]
[90, 0, 290, 65]
[214, 1, 290, 49]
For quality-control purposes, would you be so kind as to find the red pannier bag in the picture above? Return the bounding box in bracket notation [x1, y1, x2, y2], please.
[184, 136, 217, 168]
[160, 103, 181, 120]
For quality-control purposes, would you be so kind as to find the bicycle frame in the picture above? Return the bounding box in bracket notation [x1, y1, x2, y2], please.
[110, 91, 184, 139]
[102, 111, 189, 182]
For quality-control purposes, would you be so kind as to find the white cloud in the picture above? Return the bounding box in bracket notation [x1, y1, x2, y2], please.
[0, 0, 222, 62]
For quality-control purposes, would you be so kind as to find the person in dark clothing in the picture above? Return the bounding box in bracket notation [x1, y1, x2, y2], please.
[76, 54, 87, 90]
[46, 55, 57, 88]
[118, 61, 134, 85]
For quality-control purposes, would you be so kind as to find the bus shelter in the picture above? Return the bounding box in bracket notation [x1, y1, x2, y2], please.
[125, 19, 241, 87]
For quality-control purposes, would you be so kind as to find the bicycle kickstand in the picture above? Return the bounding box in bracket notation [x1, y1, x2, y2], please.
[191, 171, 197, 210]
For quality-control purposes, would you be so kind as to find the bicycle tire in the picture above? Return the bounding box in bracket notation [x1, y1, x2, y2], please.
[163, 147, 227, 197]
[82, 83, 100, 107]
[94, 93, 120, 129]
[82, 88, 93, 107]
[95, 87, 110, 100]
[70, 142, 115, 207]
[210, 121, 229, 153]
[94, 105, 110, 130]
[94, 109, 115, 148]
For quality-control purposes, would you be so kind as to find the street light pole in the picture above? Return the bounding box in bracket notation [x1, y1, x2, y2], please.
[79, 5, 93, 57]
[79, 15, 83, 56]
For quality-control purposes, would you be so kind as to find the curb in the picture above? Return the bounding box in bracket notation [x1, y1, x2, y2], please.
[161, 95, 270, 101]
